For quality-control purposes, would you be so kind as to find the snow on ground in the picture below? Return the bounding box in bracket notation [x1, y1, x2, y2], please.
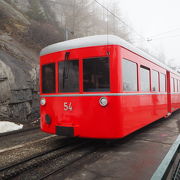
[0, 121, 23, 133]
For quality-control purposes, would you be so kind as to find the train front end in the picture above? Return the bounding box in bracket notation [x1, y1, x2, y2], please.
[40, 36, 122, 139]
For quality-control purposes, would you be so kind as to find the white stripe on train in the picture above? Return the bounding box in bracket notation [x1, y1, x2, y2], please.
[40, 92, 180, 97]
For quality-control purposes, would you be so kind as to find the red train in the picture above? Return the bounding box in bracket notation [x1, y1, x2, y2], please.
[40, 35, 180, 139]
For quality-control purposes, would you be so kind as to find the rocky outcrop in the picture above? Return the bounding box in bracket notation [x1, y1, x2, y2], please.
[0, 33, 39, 122]
[0, 0, 66, 122]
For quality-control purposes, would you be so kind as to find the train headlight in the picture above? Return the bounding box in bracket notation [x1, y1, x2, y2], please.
[99, 97, 108, 107]
[40, 98, 46, 106]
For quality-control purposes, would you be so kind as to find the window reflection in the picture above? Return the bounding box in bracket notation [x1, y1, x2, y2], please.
[140, 66, 150, 92]
[59, 60, 79, 93]
[42, 63, 55, 93]
[83, 57, 110, 92]
[122, 59, 137, 91]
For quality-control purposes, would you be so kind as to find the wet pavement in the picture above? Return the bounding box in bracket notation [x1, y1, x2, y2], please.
[58, 111, 180, 180]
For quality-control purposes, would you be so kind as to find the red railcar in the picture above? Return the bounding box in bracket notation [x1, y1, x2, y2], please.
[40, 35, 180, 139]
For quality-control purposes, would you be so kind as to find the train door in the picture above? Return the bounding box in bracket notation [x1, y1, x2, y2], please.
[166, 71, 172, 114]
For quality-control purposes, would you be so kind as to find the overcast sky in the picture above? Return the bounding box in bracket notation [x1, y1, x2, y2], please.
[118, 0, 180, 66]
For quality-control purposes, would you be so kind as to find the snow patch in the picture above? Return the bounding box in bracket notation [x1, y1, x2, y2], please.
[0, 121, 23, 133]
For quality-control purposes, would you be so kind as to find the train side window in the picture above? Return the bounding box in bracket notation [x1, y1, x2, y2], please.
[174, 79, 177, 92]
[160, 73, 166, 92]
[140, 66, 150, 91]
[177, 80, 179, 92]
[177, 79, 178, 92]
[83, 57, 110, 92]
[122, 59, 138, 91]
[42, 63, 56, 93]
[59, 60, 79, 93]
[176, 79, 179, 92]
[175, 79, 178, 92]
[152, 70, 159, 91]
[174, 79, 176, 92]
[171, 78, 174, 92]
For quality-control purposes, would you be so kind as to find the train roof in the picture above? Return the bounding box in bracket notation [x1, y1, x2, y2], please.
[40, 35, 179, 76]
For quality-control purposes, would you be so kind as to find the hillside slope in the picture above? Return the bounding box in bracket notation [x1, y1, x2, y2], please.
[0, 0, 65, 122]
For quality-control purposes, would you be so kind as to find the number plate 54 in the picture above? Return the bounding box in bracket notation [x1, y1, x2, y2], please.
[64, 102, 73, 111]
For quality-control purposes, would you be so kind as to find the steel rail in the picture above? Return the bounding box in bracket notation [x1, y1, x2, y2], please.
[39, 147, 97, 180]
[0, 138, 78, 172]
[39, 139, 120, 179]
[0, 139, 91, 180]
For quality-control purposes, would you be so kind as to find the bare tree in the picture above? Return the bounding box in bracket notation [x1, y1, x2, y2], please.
[47, 0, 131, 40]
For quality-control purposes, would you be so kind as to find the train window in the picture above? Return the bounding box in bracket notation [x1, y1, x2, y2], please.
[122, 59, 138, 91]
[152, 70, 159, 91]
[177, 80, 178, 91]
[83, 57, 109, 92]
[176, 79, 178, 92]
[160, 73, 166, 92]
[140, 66, 150, 91]
[171, 78, 174, 92]
[177, 80, 179, 92]
[174, 79, 177, 92]
[59, 60, 79, 93]
[42, 63, 55, 93]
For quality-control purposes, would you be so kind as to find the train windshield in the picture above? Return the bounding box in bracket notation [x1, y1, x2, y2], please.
[83, 57, 110, 92]
[59, 60, 79, 92]
[42, 63, 56, 93]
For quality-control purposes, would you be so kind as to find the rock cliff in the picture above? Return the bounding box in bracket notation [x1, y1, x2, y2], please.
[0, 0, 65, 122]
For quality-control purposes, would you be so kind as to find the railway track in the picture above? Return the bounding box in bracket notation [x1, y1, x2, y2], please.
[0, 138, 92, 180]
[0, 126, 39, 138]
[39, 142, 101, 180]
[0, 125, 147, 180]
[0, 137, 117, 180]
[0, 117, 171, 179]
